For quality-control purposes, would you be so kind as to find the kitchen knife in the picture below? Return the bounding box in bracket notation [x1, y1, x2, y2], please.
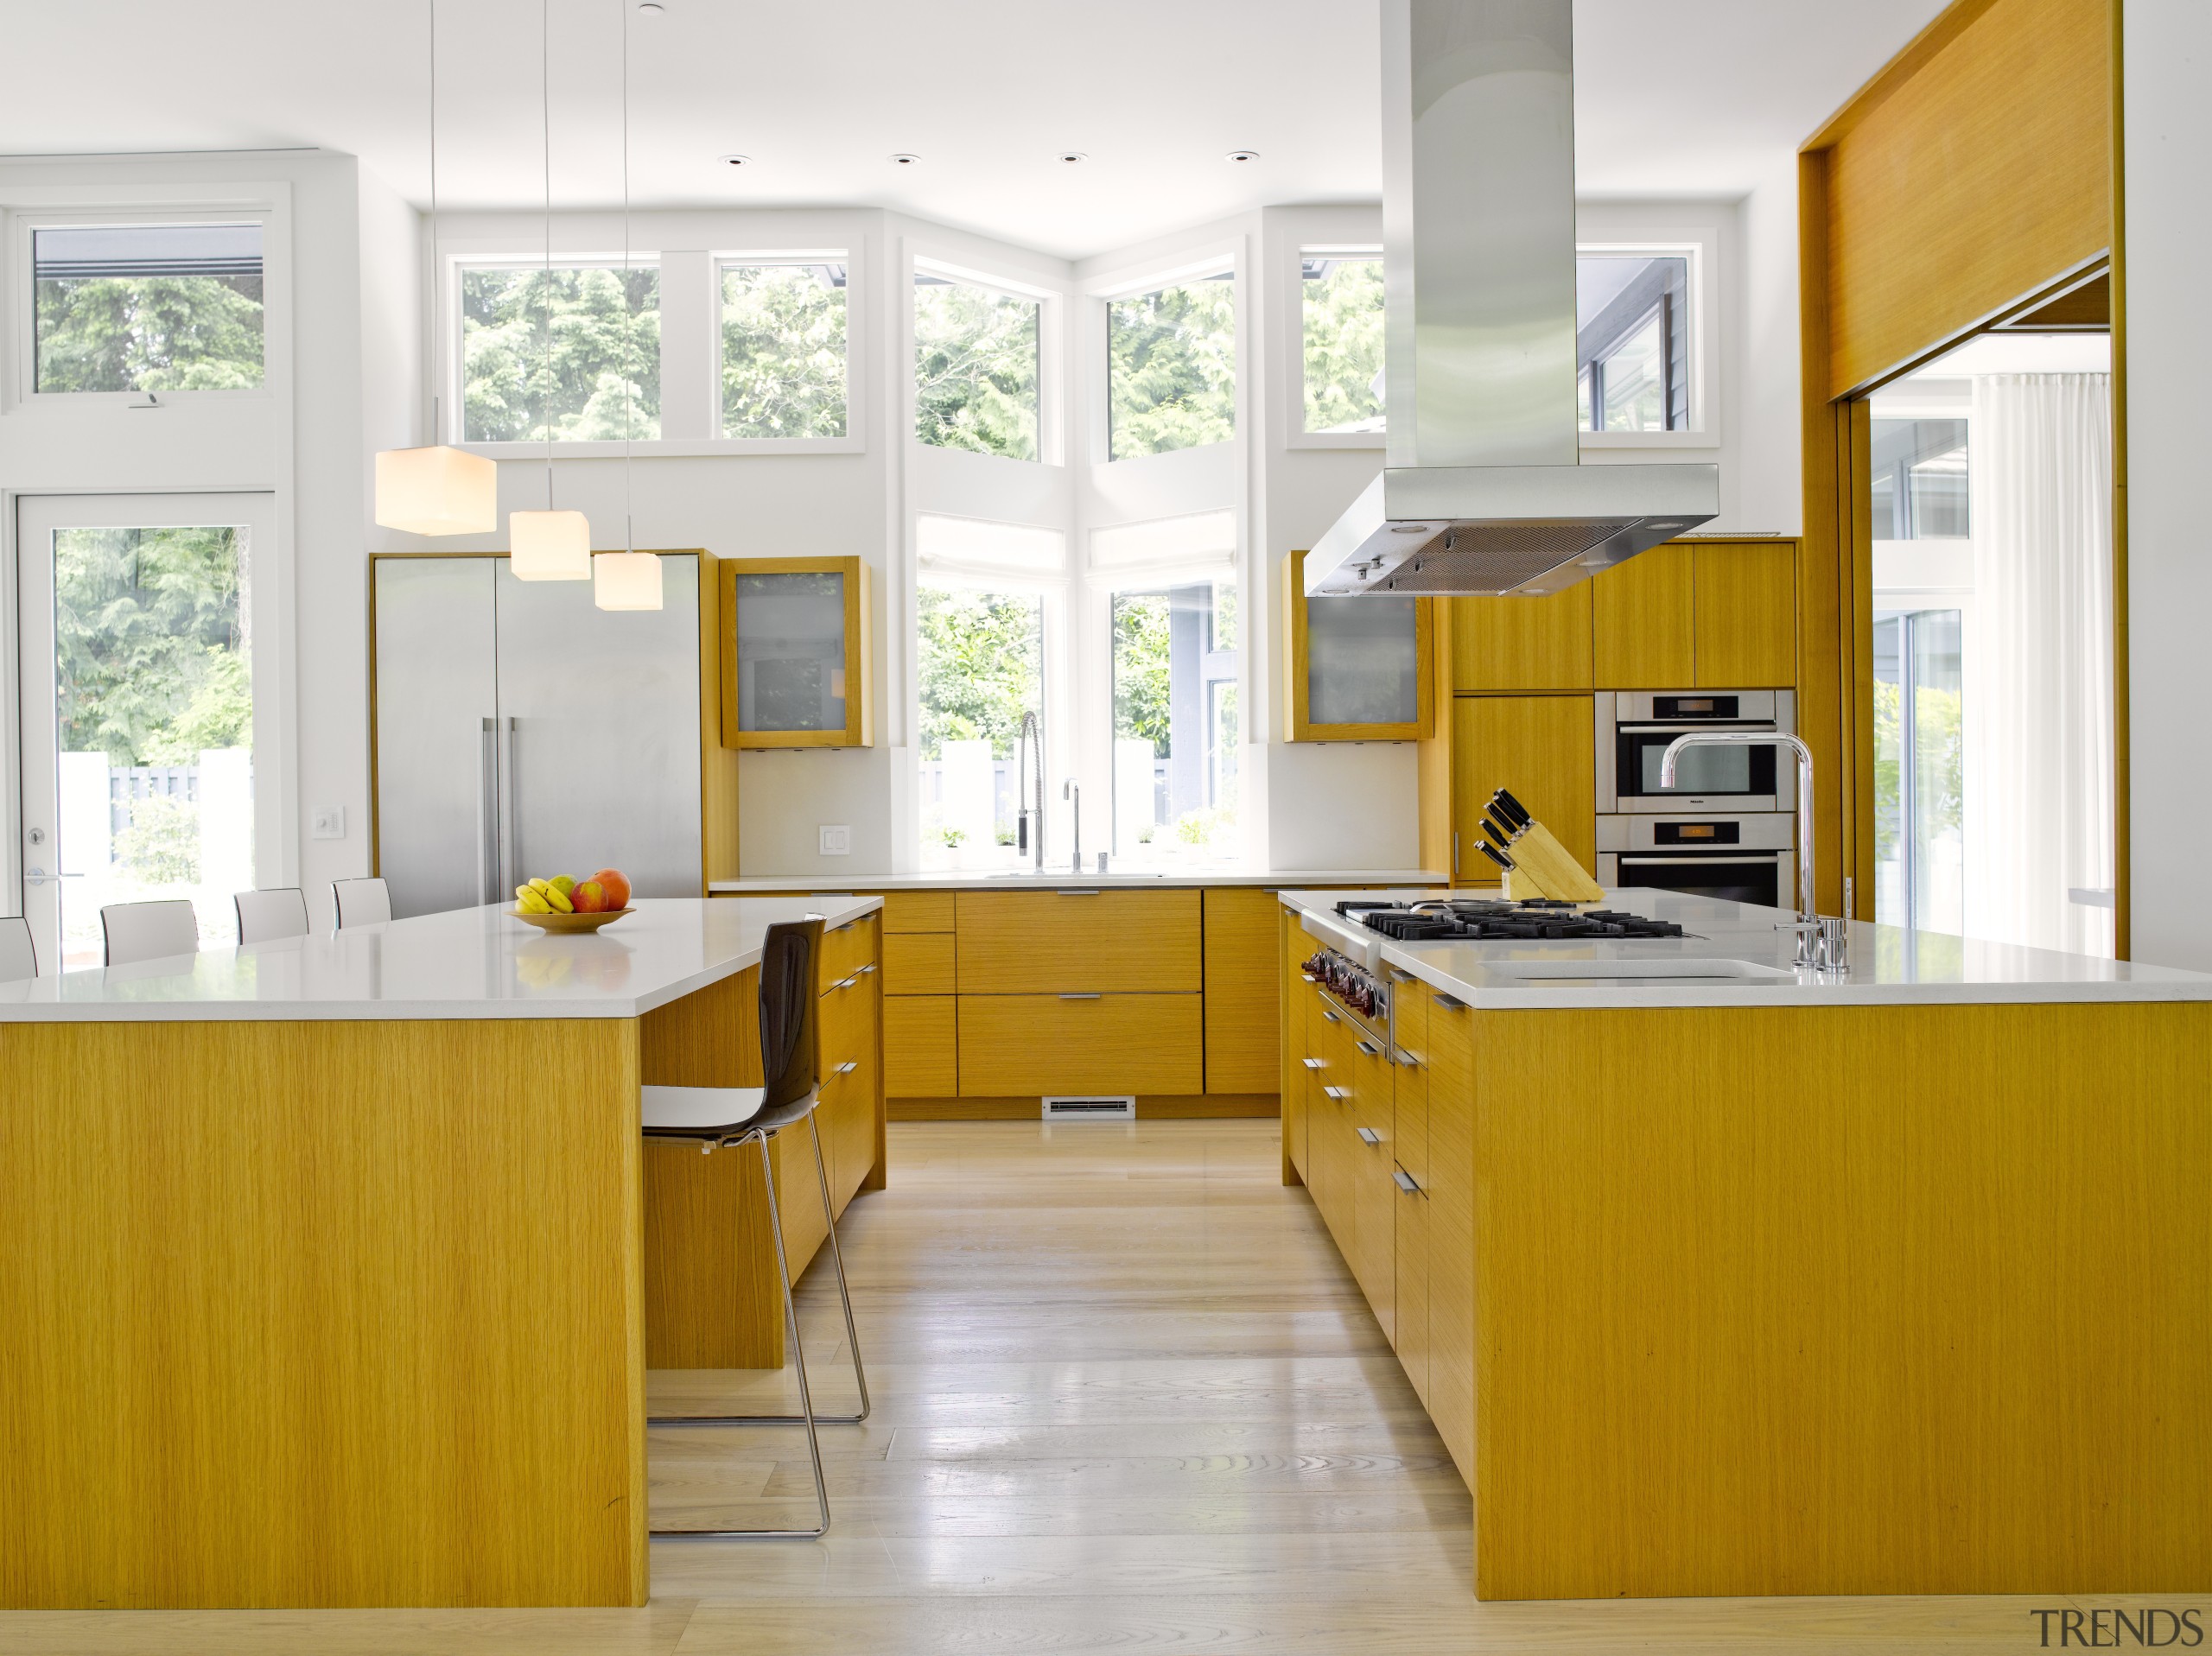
[1479, 817, 1513, 852]
[1485, 803, 1521, 844]
[1494, 789, 1534, 829]
[1476, 840, 1515, 872]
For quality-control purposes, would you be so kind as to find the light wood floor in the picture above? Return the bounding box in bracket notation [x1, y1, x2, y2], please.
[3, 1120, 2190, 1653]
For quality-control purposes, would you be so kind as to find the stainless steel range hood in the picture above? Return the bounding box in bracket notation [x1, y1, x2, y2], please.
[1305, 0, 1718, 599]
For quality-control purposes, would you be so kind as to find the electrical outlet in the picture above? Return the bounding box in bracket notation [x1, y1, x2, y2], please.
[819, 824, 851, 856]
[311, 805, 346, 841]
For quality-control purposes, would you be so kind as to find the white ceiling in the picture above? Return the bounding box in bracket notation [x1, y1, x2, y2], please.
[0, 0, 1947, 259]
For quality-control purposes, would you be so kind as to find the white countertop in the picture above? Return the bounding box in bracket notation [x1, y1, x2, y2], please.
[0, 896, 880, 1023]
[1281, 887, 2212, 1007]
[709, 868, 1445, 892]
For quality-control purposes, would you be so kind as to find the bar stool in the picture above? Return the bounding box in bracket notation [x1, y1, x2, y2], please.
[642, 917, 870, 1540]
[234, 887, 310, 944]
[101, 899, 200, 968]
[330, 878, 392, 929]
[0, 917, 35, 982]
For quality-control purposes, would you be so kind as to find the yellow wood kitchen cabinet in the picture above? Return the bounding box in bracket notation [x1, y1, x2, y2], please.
[957, 993, 1204, 1096]
[956, 888, 1201, 994]
[1451, 695, 1598, 883]
[882, 931, 955, 995]
[1693, 540, 1798, 687]
[883, 996, 957, 1097]
[1280, 910, 1311, 1183]
[719, 554, 873, 749]
[1285, 547, 1435, 741]
[1591, 542, 1697, 687]
[1203, 887, 1280, 1093]
[1450, 586, 1593, 692]
[880, 890, 957, 932]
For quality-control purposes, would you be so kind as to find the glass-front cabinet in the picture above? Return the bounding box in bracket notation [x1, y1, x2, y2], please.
[718, 555, 873, 747]
[1285, 547, 1433, 741]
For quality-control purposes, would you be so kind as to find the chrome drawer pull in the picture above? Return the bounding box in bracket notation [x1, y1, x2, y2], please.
[1393, 1169, 1420, 1194]
[834, 1061, 859, 1075]
[1056, 888, 1102, 896]
[1395, 1051, 1422, 1069]
[1357, 1126, 1381, 1146]
[1319, 1008, 1340, 1024]
[1300, 973, 1318, 983]
[832, 975, 858, 991]
[1386, 968, 1416, 985]
[856, 962, 876, 974]
[1434, 993, 1470, 1012]
[1355, 1038, 1381, 1057]
[1059, 992, 1102, 1000]
[1301, 1057, 1324, 1070]
[1323, 1085, 1350, 1101]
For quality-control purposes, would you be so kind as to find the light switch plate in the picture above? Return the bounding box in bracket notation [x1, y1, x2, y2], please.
[819, 824, 851, 856]
[311, 805, 346, 841]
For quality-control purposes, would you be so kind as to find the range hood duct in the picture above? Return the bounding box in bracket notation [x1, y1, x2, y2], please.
[1306, 0, 1718, 599]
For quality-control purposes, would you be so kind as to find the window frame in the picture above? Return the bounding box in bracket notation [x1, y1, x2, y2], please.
[448, 251, 666, 450]
[908, 253, 1061, 467]
[711, 246, 864, 454]
[1090, 249, 1242, 466]
[6, 200, 287, 414]
[1573, 231, 1717, 448]
[1288, 243, 1387, 450]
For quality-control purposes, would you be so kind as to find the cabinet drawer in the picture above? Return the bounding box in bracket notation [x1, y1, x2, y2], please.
[881, 890, 957, 933]
[957, 993, 1202, 1096]
[956, 889, 1200, 993]
[884, 996, 957, 1097]
[883, 931, 955, 995]
[819, 973, 877, 1075]
[1204, 887, 1280, 1093]
[819, 911, 878, 988]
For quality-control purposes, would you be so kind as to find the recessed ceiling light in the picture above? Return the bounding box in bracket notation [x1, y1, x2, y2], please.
[1226, 149, 1261, 163]
[889, 153, 921, 166]
[1058, 151, 1088, 164]
[719, 154, 752, 168]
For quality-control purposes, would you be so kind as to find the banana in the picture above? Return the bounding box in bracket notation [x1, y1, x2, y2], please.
[517, 888, 553, 915]
[529, 877, 553, 894]
[545, 885, 575, 913]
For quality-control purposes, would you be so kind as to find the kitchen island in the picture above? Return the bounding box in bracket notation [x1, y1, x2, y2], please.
[1281, 887, 2212, 1601]
[0, 896, 884, 1610]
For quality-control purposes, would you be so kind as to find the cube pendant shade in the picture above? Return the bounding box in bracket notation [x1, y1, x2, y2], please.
[508, 509, 594, 580]
[594, 550, 664, 611]
[374, 445, 498, 536]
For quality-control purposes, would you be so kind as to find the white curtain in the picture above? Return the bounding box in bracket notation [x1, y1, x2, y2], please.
[1961, 373, 2113, 955]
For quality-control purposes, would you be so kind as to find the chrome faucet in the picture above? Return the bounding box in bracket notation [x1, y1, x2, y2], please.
[1063, 777, 1081, 874]
[1016, 712, 1044, 873]
[1659, 731, 1843, 970]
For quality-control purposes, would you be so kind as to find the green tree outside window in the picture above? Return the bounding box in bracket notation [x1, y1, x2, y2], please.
[36, 274, 264, 393]
[461, 265, 659, 442]
[1108, 277, 1236, 460]
[915, 278, 1039, 461]
[1302, 258, 1385, 433]
[722, 263, 847, 439]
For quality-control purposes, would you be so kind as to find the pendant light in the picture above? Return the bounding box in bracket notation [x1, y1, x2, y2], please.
[375, 0, 497, 537]
[595, 0, 662, 612]
[509, 0, 592, 579]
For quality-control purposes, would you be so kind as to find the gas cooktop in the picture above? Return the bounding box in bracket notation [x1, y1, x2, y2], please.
[1337, 899, 1690, 942]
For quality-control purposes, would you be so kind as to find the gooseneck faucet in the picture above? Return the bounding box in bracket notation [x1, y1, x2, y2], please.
[1660, 732, 1840, 969]
[1063, 777, 1081, 874]
[1016, 712, 1044, 873]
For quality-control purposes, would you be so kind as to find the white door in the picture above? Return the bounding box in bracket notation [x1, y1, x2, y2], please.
[12, 493, 285, 971]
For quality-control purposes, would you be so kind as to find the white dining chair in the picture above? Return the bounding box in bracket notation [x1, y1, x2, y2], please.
[331, 878, 392, 930]
[102, 900, 201, 968]
[0, 917, 35, 982]
[234, 887, 310, 944]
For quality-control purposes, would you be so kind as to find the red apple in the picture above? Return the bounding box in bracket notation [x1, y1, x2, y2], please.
[590, 867, 632, 910]
[570, 879, 608, 914]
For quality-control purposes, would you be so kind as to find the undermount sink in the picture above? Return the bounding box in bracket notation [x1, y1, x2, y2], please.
[1486, 956, 1797, 987]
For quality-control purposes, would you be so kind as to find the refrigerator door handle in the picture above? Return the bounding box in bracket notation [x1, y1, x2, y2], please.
[499, 716, 520, 896]
[478, 717, 501, 906]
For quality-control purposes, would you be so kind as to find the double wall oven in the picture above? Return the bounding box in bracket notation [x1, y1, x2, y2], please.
[1596, 691, 1797, 910]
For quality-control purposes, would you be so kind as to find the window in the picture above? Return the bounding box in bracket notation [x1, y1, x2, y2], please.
[33, 223, 264, 394]
[1872, 419, 1970, 538]
[917, 587, 1045, 863]
[460, 263, 659, 441]
[1301, 253, 1385, 434]
[1109, 578, 1238, 860]
[1106, 270, 1235, 460]
[914, 273, 1039, 460]
[1576, 253, 1688, 433]
[1872, 610, 1964, 935]
[721, 259, 848, 439]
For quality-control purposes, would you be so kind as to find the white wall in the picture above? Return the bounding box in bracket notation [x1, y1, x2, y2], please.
[2123, 0, 2212, 970]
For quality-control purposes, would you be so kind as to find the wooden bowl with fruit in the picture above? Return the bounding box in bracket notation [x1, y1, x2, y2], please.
[512, 867, 634, 932]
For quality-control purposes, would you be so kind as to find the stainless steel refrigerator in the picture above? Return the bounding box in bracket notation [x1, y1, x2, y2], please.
[372, 555, 704, 920]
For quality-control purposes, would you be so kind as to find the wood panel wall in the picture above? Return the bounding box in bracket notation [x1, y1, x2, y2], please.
[1798, 0, 2121, 931]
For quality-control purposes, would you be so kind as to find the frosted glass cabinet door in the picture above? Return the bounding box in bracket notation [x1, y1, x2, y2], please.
[734, 571, 847, 733]
[1307, 594, 1421, 726]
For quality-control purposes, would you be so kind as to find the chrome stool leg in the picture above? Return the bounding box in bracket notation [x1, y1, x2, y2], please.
[647, 1109, 870, 1429]
[651, 1130, 831, 1539]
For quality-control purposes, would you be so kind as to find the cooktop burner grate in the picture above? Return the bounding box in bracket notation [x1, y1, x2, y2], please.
[1336, 899, 1690, 942]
